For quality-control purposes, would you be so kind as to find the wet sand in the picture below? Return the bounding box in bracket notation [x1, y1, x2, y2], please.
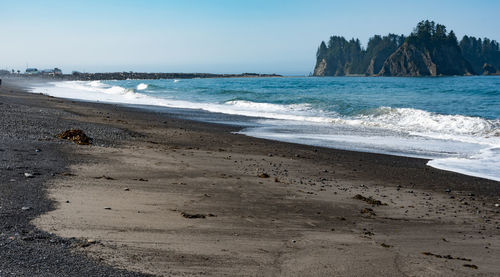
[2, 80, 500, 276]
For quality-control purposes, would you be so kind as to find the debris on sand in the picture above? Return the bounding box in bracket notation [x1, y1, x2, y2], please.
[56, 129, 92, 145]
[181, 212, 216, 219]
[364, 231, 375, 236]
[258, 173, 270, 178]
[360, 208, 376, 216]
[59, 172, 77, 176]
[422, 252, 471, 261]
[181, 212, 206, 219]
[380, 243, 393, 248]
[76, 239, 98, 248]
[24, 173, 34, 178]
[94, 175, 115, 180]
[353, 194, 387, 206]
[463, 264, 478, 269]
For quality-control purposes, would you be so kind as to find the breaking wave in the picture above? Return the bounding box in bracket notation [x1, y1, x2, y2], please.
[360, 107, 499, 137]
[136, 83, 148, 90]
[33, 81, 499, 144]
[29, 79, 500, 181]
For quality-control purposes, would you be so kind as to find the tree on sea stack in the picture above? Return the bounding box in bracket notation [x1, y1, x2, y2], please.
[316, 41, 327, 62]
[434, 24, 447, 40]
[447, 30, 458, 44]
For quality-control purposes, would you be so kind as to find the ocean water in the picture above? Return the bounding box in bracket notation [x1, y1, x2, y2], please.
[30, 77, 500, 181]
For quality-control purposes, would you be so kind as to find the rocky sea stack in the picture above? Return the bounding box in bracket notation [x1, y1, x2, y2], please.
[313, 20, 500, 77]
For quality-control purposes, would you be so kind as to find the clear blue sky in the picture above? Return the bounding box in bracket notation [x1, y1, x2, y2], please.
[1, 0, 499, 75]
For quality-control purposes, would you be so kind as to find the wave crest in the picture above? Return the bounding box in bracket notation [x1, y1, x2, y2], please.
[35, 81, 499, 145]
[360, 107, 499, 137]
[225, 100, 312, 112]
[136, 83, 148, 90]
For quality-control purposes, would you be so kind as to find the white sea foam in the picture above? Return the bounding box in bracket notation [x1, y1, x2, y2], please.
[30, 81, 326, 122]
[361, 107, 499, 137]
[33, 81, 497, 143]
[29, 80, 500, 182]
[221, 100, 333, 122]
[225, 100, 311, 112]
[428, 147, 500, 181]
[220, 103, 499, 145]
[136, 83, 148, 90]
[241, 126, 499, 181]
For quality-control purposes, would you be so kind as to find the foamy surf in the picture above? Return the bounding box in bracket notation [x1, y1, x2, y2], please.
[428, 147, 500, 181]
[136, 83, 148, 90]
[29, 78, 500, 182]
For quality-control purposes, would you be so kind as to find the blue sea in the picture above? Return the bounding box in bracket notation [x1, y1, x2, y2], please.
[31, 76, 500, 181]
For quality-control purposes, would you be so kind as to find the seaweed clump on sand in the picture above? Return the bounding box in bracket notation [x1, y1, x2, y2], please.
[57, 129, 92, 145]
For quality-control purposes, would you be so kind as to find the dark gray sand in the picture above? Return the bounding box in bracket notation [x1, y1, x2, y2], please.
[1, 80, 500, 276]
[0, 82, 148, 276]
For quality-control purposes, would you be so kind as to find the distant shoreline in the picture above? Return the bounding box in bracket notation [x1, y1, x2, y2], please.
[0, 72, 282, 81]
[3, 73, 499, 82]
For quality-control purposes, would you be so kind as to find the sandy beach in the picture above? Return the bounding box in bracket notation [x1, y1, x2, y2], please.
[1, 80, 499, 276]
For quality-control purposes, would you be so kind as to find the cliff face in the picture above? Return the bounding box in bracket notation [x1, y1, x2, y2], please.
[313, 58, 327, 76]
[378, 43, 435, 76]
[483, 63, 498, 75]
[366, 50, 401, 75]
[378, 42, 474, 76]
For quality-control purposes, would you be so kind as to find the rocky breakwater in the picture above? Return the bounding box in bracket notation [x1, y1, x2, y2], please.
[1, 72, 281, 82]
[65, 72, 282, 81]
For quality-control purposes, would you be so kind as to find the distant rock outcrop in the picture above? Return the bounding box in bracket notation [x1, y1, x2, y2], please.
[313, 20, 499, 77]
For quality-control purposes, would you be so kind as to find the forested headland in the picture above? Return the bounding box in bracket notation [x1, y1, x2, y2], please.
[313, 20, 500, 76]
